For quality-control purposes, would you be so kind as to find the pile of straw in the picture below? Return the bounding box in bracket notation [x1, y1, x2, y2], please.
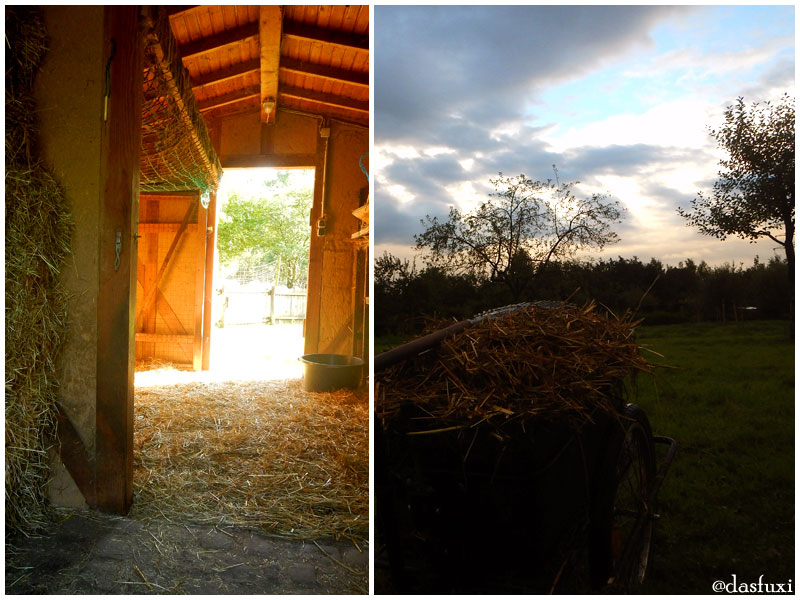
[376, 302, 652, 438]
[131, 379, 368, 545]
[5, 7, 73, 535]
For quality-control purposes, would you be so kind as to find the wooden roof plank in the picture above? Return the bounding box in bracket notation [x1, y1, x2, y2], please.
[197, 85, 260, 112]
[179, 21, 259, 61]
[191, 58, 259, 90]
[282, 20, 368, 52]
[280, 57, 367, 88]
[259, 5, 282, 123]
[207, 5, 226, 37]
[280, 84, 368, 114]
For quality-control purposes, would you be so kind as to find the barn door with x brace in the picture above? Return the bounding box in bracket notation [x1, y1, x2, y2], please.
[135, 191, 208, 370]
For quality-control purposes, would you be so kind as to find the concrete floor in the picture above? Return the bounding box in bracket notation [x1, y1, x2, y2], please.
[6, 509, 368, 595]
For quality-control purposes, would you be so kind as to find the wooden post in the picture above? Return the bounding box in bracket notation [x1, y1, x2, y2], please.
[95, 5, 142, 514]
[352, 245, 367, 359]
[193, 195, 207, 371]
[201, 191, 217, 370]
[270, 285, 276, 324]
[304, 131, 327, 354]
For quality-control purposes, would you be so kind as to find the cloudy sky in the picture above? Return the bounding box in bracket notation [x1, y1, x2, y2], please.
[373, 4, 795, 267]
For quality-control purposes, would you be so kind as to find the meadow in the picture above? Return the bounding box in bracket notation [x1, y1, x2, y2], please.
[374, 319, 795, 593]
[634, 320, 794, 593]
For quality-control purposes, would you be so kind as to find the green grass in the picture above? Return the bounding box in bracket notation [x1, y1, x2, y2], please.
[633, 320, 794, 593]
[374, 334, 409, 355]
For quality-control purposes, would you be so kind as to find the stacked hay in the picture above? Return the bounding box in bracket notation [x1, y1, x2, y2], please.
[376, 302, 652, 439]
[5, 7, 73, 534]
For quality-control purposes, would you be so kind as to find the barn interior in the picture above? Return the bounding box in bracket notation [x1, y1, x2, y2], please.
[6, 5, 368, 592]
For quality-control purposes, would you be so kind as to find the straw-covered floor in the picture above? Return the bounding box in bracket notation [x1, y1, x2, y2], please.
[131, 378, 368, 546]
[376, 302, 654, 439]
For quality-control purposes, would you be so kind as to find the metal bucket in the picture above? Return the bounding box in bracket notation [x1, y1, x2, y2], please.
[299, 353, 364, 392]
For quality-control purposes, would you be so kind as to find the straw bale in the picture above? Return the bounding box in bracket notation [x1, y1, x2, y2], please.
[131, 379, 368, 544]
[4, 6, 49, 90]
[376, 302, 652, 438]
[5, 7, 73, 536]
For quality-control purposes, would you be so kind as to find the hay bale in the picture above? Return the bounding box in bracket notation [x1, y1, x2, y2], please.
[376, 302, 652, 438]
[5, 7, 73, 536]
[4, 6, 49, 90]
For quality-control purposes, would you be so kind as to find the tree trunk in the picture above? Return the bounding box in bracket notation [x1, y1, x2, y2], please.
[784, 218, 794, 335]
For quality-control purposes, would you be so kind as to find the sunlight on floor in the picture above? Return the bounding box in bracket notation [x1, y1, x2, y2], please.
[135, 323, 305, 387]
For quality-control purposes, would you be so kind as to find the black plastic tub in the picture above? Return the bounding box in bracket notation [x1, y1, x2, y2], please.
[299, 353, 364, 392]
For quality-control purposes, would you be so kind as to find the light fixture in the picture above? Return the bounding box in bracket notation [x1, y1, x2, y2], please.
[262, 97, 276, 115]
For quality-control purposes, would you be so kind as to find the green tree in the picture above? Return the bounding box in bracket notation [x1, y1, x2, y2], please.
[217, 171, 312, 288]
[414, 171, 624, 300]
[678, 94, 795, 307]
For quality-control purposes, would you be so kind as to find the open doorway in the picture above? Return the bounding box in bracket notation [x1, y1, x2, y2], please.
[134, 168, 314, 385]
[209, 167, 313, 381]
[130, 167, 368, 556]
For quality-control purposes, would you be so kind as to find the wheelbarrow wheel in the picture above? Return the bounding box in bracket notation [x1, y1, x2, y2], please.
[590, 403, 656, 591]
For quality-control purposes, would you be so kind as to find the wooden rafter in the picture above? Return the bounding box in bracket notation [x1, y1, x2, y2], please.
[259, 5, 282, 123]
[281, 85, 368, 114]
[200, 100, 261, 123]
[280, 57, 368, 88]
[221, 152, 317, 169]
[179, 22, 259, 61]
[197, 85, 260, 112]
[190, 58, 259, 92]
[282, 20, 368, 52]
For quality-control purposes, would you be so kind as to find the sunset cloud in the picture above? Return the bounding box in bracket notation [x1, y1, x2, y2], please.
[374, 5, 795, 267]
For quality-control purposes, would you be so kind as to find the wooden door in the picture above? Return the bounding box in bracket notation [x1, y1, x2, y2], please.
[136, 191, 207, 370]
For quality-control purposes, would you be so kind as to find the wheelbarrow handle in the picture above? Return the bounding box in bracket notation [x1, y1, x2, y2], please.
[374, 319, 473, 372]
[374, 301, 544, 372]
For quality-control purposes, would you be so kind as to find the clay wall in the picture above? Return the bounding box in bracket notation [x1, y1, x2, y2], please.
[35, 6, 105, 460]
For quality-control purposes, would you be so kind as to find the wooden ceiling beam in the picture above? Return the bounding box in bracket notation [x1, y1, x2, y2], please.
[197, 85, 260, 112]
[260, 6, 283, 124]
[280, 57, 368, 88]
[281, 85, 368, 114]
[282, 21, 368, 52]
[190, 58, 260, 92]
[221, 153, 317, 169]
[201, 102, 261, 123]
[178, 21, 259, 61]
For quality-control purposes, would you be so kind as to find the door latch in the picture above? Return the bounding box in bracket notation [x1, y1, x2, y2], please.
[114, 230, 122, 271]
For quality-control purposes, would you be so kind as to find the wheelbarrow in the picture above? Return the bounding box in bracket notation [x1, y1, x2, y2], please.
[374, 302, 678, 594]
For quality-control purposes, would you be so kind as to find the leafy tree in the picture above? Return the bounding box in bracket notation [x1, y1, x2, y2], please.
[678, 94, 795, 304]
[414, 171, 624, 300]
[217, 171, 312, 288]
[375, 251, 416, 290]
